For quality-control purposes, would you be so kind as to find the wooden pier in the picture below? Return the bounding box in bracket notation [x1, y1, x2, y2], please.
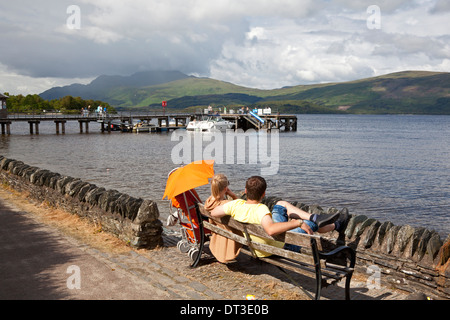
[0, 113, 192, 135]
[0, 112, 297, 135]
[221, 113, 297, 132]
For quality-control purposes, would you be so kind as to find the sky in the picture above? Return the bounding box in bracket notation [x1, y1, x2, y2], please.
[0, 0, 449, 95]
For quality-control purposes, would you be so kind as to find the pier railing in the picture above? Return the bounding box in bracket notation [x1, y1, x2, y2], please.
[1, 112, 192, 135]
[2, 112, 297, 134]
[5, 111, 191, 121]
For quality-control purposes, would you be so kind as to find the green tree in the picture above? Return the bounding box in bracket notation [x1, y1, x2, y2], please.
[4, 94, 116, 114]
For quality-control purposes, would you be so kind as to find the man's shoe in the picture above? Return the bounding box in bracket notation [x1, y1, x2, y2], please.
[335, 208, 350, 232]
[310, 212, 340, 228]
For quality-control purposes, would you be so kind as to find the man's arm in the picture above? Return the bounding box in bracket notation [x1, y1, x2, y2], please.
[260, 215, 312, 236]
[211, 204, 227, 218]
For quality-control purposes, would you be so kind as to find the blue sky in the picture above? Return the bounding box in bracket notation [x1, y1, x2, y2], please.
[0, 0, 449, 94]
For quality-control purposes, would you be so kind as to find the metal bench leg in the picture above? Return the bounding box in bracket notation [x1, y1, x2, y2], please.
[311, 238, 322, 300]
[315, 277, 322, 300]
[345, 248, 356, 300]
[345, 275, 352, 300]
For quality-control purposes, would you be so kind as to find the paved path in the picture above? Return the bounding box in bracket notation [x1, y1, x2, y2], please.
[0, 191, 410, 301]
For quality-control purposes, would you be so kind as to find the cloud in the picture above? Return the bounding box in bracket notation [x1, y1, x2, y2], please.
[430, 0, 450, 13]
[0, 0, 449, 95]
[0, 63, 94, 96]
[210, 1, 450, 88]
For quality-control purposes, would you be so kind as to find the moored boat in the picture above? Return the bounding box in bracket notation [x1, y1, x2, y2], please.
[132, 122, 157, 133]
[187, 115, 234, 132]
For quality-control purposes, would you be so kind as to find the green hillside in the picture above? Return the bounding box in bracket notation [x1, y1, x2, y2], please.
[40, 70, 450, 114]
[264, 71, 450, 114]
[120, 71, 450, 114]
[109, 77, 264, 108]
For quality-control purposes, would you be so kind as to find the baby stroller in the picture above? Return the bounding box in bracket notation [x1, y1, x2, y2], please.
[163, 160, 214, 268]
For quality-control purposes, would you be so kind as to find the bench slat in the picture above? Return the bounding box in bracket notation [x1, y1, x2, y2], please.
[240, 248, 347, 283]
[204, 220, 316, 265]
[200, 204, 322, 250]
[198, 203, 355, 300]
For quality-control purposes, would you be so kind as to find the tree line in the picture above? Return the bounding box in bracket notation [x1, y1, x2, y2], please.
[3, 93, 116, 114]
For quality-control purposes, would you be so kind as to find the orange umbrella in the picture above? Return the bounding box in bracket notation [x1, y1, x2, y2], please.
[162, 160, 215, 200]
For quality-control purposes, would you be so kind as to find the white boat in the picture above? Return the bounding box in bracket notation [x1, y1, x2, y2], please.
[187, 115, 234, 132]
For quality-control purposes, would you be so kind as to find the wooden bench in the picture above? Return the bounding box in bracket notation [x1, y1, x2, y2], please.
[198, 203, 356, 300]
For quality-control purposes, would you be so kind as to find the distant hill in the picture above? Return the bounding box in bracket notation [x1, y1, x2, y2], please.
[40, 70, 189, 101]
[39, 70, 450, 114]
[263, 71, 450, 114]
[108, 77, 264, 108]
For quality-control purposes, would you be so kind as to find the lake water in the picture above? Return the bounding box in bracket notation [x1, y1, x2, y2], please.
[1, 114, 449, 238]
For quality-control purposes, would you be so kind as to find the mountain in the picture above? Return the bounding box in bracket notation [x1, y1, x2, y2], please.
[39, 70, 450, 114]
[39, 70, 189, 101]
[261, 71, 450, 114]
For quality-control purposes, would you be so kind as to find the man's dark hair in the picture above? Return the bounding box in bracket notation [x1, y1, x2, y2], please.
[245, 176, 267, 201]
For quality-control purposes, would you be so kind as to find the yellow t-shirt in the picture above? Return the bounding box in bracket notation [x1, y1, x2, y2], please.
[223, 199, 284, 257]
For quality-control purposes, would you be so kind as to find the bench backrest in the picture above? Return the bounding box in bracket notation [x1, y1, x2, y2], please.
[199, 203, 323, 255]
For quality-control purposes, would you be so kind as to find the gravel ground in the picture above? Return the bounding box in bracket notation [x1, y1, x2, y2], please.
[0, 186, 410, 301]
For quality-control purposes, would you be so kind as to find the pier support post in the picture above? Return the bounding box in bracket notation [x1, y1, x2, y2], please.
[285, 118, 291, 131]
[78, 120, 90, 133]
[55, 120, 66, 134]
[1, 122, 11, 135]
[267, 120, 272, 132]
[28, 121, 40, 135]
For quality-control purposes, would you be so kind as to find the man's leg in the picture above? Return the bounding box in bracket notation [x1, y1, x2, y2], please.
[276, 201, 340, 228]
[275, 201, 310, 220]
[271, 204, 318, 252]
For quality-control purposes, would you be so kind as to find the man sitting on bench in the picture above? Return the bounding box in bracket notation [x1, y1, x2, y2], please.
[211, 176, 349, 257]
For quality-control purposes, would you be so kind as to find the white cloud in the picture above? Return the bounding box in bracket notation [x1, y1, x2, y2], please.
[0, 0, 449, 94]
[430, 0, 450, 13]
[210, 0, 450, 88]
[0, 63, 94, 95]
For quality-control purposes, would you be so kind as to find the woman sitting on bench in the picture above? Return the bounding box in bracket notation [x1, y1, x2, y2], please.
[204, 174, 242, 263]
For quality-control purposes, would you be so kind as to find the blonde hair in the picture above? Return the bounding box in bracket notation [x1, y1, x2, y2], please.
[211, 174, 229, 200]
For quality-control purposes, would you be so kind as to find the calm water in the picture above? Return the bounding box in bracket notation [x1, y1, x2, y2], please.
[1, 114, 449, 238]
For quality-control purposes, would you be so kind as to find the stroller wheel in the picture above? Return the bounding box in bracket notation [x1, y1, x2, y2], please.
[177, 240, 191, 253]
[188, 247, 200, 262]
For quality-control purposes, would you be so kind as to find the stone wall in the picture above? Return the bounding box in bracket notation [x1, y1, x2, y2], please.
[263, 196, 450, 299]
[0, 156, 163, 249]
[1, 155, 448, 298]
